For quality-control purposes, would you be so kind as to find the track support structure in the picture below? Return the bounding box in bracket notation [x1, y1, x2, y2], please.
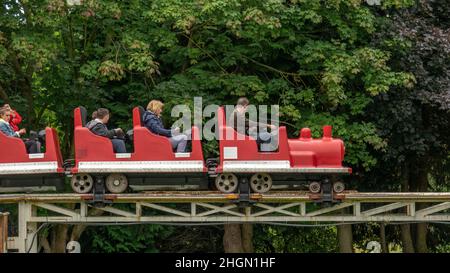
[1, 191, 450, 253]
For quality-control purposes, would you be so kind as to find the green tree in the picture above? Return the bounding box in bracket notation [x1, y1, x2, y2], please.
[1, 0, 430, 253]
[362, 0, 450, 253]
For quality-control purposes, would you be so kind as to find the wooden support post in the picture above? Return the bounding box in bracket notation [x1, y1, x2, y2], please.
[0, 212, 9, 253]
[18, 202, 38, 253]
[191, 203, 196, 216]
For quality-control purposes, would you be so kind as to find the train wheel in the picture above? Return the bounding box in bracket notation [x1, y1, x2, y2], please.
[215, 173, 239, 193]
[250, 173, 272, 193]
[105, 174, 128, 193]
[333, 181, 345, 193]
[71, 174, 94, 194]
[309, 181, 321, 193]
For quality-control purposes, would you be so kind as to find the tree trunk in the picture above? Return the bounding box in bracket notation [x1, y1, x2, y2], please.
[39, 233, 52, 253]
[8, 51, 36, 129]
[415, 223, 428, 253]
[0, 84, 9, 103]
[241, 223, 254, 253]
[337, 225, 353, 253]
[411, 158, 429, 253]
[51, 224, 69, 253]
[380, 223, 388, 253]
[39, 207, 103, 252]
[400, 162, 415, 253]
[400, 224, 415, 253]
[410, 105, 431, 253]
[21, 85, 35, 129]
[70, 209, 104, 241]
[223, 224, 244, 253]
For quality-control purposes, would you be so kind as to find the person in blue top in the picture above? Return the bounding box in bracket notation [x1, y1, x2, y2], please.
[142, 100, 188, 153]
[0, 106, 39, 153]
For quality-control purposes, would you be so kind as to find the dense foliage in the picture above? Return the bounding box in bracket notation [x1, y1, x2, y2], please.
[0, 0, 448, 253]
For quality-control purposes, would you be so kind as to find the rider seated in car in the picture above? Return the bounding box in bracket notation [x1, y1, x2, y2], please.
[85, 108, 126, 153]
[142, 100, 189, 153]
[0, 106, 39, 153]
[230, 97, 278, 152]
[2, 104, 22, 132]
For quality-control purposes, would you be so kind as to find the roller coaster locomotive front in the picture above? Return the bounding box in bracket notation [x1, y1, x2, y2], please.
[0, 106, 351, 200]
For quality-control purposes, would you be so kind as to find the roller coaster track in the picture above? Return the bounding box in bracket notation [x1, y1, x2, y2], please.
[1, 191, 450, 253]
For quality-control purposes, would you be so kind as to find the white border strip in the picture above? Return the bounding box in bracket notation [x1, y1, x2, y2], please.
[0, 162, 59, 175]
[222, 160, 350, 173]
[129, 185, 202, 191]
[115, 153, 132, 159]
[0, 186, 57, 193]
[77, 160, 205, 173]
[175, 153, 191, 158]
[28, 153, 45, 159]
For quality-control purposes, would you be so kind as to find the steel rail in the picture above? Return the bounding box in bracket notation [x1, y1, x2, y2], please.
[1, 191, 450, 203]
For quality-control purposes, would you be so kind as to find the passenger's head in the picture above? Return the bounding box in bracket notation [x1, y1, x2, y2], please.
[0, 107, 11, 122]
[95, 108, 110, 123]
[147, 100, 164, 116]
[236, 97, 249, 110]
[91, 111, 98, 120]
[3, 104, 11, 111]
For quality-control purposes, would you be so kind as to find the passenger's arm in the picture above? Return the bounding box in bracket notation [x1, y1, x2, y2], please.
[146, 117, 172, 137]
[90, 123, 115, 139]
[247, 117, 275, 130]
[0, 124, 11, 136]
[105, 128, 117, 139]
[17, 128, 26, 136]
[11, 111, 22, 125]
[0, 123, 19, 137]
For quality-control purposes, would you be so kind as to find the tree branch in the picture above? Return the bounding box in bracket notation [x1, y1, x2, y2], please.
[182, 34, 228, 74]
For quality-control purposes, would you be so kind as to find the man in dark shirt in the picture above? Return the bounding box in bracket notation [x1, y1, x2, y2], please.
[85, 108, 126, 153]
[230, 97, 278, 152]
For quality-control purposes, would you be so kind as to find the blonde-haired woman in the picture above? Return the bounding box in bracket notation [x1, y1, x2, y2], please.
[142, 100, 188, 152]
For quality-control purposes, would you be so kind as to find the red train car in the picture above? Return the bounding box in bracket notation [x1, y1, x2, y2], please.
[0, 105, 351, 198]
[0, 128, 65, 192]
[213, 106, 351, 194]
[69, 106, 208, 193]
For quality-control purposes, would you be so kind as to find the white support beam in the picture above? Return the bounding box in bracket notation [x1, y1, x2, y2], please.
[195, 203, 244, 217]
[408, 203, 415, 217]
[30, 216, 74, 222]
[80, 202, 87, 218]
[299, 203, 306, 216]
[252, 203, 302, 217]
[415, 202, 450, 217]
[136, 203, 142, 217]
[20, 214, 450, 224]
[34, 203, 79, 218]
[95, 206, 136, 218]
[191, 203, 196, 216]
[5, 192, 450, 253]
[306, 203, 353, 217]
[361, 202, 411, 217]
[353, 203, 361, 216]
[140, 203, 191, 217]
